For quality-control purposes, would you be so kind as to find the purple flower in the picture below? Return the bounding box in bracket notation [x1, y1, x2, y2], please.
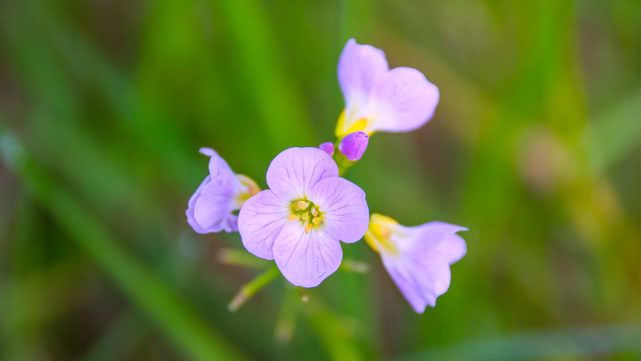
[319, 142, 335, 156]
[365, 213, 466, 313]
[186, 148, 260, 233]
[238, 147, 369, 287]
[336, 38, 440, 137]
[338, 131, 369, 161]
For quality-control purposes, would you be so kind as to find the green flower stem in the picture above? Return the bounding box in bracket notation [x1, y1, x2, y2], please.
[217, 248, 270, 270]
[339, 259, 370, 274]
[333, 141, 356, 176]
[228, 265, 280, 312]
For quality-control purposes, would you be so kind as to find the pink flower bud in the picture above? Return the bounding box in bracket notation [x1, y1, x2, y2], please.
[338, 132, 369, 161]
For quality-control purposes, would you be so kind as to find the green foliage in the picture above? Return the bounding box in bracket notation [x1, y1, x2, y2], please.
[1, 0, 640, 360]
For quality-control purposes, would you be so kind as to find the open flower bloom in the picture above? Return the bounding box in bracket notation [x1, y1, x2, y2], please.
[238, 147, 369, 287]
[186, 148, 260, 233]
[336, 38, 440, 138]
[365, 213, 466, 313]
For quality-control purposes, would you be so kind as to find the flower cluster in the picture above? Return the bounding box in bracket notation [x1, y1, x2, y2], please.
[186, 39, 467, 313]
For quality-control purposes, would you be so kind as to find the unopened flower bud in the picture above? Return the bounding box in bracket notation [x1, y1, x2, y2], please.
[338, 131, 369, 161]
[319, 142, 335, 156]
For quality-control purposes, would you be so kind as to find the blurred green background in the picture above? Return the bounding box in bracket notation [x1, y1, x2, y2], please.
[1, 0, 640, 360]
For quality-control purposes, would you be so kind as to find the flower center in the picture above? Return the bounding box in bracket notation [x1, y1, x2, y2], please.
[288, 198, 324, 233]
[234, 174, 261, 207]
[335, 109, 370, 138]
[364, 213, 399, 255]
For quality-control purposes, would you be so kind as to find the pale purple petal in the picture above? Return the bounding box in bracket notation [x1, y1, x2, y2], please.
[367, 67, 439, 133]
[318, 142, 335, 156]
[273, 221, 342, 287]
[266, 147, 338, 200]
[385, 263, 430, 312]
[409, 222, 467, 264]
[382, 223, 466, 313]
[199, 148, 237, 188]
[238, 190, 289, 260]
[186, 148, 241, 233]
[338, 131, 369, 161]
[383, 258, 450, 313]
[338, 38, 388, 110]
[310, 177, 369, 243]
[219, 214, 239, 233]
[186, 175, 236, 233]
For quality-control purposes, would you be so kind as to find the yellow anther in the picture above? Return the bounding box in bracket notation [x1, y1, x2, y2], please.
[364, 213, 399, 255]
[295, 200, 310, 211]
[335, 109, 371, 138]
[234, 175, 261, 207]
[237, 174, 260, 196]
[290, 199, 324, 231]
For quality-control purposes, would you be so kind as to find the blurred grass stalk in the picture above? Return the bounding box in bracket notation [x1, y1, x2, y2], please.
[214, 0, 315, 149]
[0, 130, 245, 361]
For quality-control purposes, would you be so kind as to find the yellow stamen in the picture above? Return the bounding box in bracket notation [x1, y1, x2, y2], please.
[289, 198, 325, 231]
[234, 175, 261, 207]
[335, 109, 370, 138]
[364, 213, 399, 255]
[295, 200, 309, 211]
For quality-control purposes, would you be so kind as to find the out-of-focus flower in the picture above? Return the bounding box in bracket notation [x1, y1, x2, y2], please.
[319, 141, 335, 156]
[338, 131, 369, 161]
[336, 38, 440, 138]
[365, 213, 466, 313]
[186, 148, 260, 233]
[238, 147, 369, 287]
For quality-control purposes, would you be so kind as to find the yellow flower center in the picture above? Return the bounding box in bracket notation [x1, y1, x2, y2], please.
[289, 198, 324, 233]
[234, 174, 261, 207]
[364, 213, 399, 255]
[335, 109, 370, 138]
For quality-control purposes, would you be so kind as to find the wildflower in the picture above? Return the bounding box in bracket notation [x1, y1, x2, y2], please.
[338, 131, 369, 161]
[238, 147, 369, 287]
[186, 148, 260, 233]
[365, 213, 466, 313]
[336, 38, 440, 138]
[318, 142, 335, 156]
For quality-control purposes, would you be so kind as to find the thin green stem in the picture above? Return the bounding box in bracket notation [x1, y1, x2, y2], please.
[217, 248, 270, 270]
[228, 266, 280, 312]
[334, 141, 356, 176]
[339, 259, 370, 274]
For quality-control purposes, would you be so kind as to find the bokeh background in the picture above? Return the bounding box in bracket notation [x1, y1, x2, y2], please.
[1, 0, 640, 360]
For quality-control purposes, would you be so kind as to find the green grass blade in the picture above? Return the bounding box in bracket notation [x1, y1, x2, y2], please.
[214, 0, 315, 150]
[1, 131, 245, 361]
